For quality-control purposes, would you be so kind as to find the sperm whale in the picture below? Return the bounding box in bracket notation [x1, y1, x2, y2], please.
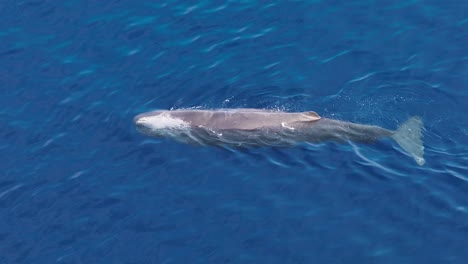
[134, 108, 425, 165]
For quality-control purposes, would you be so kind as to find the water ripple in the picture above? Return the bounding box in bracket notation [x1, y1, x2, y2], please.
[2, 0, 468, 263]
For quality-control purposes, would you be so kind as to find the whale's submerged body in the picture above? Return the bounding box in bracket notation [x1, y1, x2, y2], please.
[134, 108, 425, 165]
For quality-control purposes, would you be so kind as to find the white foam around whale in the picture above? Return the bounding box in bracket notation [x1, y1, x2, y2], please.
[137, 114, 190, 130]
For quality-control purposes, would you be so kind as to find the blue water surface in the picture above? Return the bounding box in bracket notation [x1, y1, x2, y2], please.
[1, 0, 468, 263]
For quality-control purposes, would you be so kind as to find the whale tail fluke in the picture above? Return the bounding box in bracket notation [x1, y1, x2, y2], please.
[391, 116, 425, 166]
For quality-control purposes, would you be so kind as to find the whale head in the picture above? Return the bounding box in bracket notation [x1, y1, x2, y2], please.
[134, 110, 191, 138]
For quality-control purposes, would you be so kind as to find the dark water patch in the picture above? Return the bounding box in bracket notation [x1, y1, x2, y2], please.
[0, 48, 24, 56]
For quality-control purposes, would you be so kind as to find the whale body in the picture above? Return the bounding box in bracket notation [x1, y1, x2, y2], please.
[134, 108, 425, 165]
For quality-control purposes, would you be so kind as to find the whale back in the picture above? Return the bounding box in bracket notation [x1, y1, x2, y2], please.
[168, 109, 321, 130]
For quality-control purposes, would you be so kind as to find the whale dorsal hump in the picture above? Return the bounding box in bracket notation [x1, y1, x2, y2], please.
[305, 111, 321, 121]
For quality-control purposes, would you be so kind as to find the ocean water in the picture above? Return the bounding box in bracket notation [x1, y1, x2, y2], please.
[1, 0, 468, 263]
